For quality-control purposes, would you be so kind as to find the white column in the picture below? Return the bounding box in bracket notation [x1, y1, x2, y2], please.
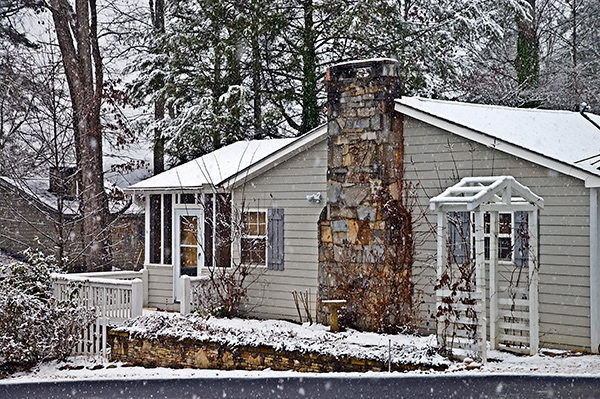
[131, 278, 144, 318]
[489, 211, 499, 350]
[180, 275, 191, 315]
[590, 188, 600, 353]
[436, 211, 447, 347]
[529, 210, 539, 355]
[474, 210, 487, 363]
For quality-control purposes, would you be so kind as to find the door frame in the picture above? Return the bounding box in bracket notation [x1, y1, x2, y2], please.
[173, 208, 203, 301]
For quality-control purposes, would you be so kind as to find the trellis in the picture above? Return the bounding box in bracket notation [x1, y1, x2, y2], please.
[430, 176, 544, 362]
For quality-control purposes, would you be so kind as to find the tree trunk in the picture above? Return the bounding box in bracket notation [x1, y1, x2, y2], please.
[515, 0, 539, 92]
[48, 0, 111, 271]
[151, 0, 165, 174]
[301, 0, 319, 133]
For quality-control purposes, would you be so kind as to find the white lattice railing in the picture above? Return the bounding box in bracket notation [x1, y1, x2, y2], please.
[180, 274, 212, 315]
[51, 270, 147, 357]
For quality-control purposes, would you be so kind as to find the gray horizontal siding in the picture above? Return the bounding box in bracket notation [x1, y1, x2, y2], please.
[404, 116, 591, 350]
[233, 140, 327, 322]
[146, 264, 178, 311]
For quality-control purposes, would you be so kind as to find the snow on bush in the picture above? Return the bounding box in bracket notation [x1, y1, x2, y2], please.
[116, 312, 449, 368]
[0, 247, 95, 370]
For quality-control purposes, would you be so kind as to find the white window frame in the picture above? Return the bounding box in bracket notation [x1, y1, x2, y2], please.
[481, 211, 514, 263]
[240, 209, 268, 267]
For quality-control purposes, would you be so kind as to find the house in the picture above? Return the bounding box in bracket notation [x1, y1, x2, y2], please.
[0, 140, 151, 270]
[127, 59, 600, 354]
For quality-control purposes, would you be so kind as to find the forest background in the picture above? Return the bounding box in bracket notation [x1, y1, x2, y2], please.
[1, 0, 599, 270]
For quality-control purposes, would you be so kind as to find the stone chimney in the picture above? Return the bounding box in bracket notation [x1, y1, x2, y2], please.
[318, 59, 407, 329]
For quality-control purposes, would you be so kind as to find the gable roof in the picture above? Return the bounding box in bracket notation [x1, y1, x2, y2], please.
[127, 125, 327, 192]
[395, 97, 600, 187]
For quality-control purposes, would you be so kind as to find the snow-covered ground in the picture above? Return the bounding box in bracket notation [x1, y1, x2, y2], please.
[3, 314, 600, 383]
[4, 350, 600, 384]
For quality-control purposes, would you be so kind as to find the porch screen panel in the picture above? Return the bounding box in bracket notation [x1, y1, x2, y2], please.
[163, 194, 172, 264]
[215, 194, 231, 267]
[204, 194, 213, 267]
[149, 194, 162, 263]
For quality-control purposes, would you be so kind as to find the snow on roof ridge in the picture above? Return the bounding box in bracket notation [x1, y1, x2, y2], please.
[400, 96, 584, 116]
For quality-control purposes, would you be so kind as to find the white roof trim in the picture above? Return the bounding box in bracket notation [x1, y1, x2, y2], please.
[395, 102, 600, 188]
[220, 124, 327, 189]
[430, 176, 545, 211]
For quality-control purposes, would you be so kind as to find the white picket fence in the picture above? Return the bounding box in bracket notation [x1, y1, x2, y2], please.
[51, 270, 147, 357]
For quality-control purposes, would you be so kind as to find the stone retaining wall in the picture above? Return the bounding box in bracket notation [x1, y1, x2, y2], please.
[109, 330, 446, 373]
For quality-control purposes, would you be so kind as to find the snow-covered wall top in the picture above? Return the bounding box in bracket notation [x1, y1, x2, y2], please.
[127, 138, 296, 191]
[397, 97, 600, 179]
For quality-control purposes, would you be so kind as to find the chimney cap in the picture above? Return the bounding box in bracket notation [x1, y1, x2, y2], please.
[328, 58, 399, 81]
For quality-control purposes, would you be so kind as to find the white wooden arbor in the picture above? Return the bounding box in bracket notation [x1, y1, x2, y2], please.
[430, 176, 544, 362]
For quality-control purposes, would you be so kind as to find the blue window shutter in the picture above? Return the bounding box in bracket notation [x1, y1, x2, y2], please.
[448, 211, 470, 264]
[514, 211, 529, 268]
[267, 208, 284, 271]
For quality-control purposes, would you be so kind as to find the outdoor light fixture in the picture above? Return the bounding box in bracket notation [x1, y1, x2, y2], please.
[306, 192, 322, 204]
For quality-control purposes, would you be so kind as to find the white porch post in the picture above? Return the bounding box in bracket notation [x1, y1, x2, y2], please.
[181, 275, 191, 315]
[436, 211, 447, 347]
[590, 188, 600, 353]
[529, 210, 539, 355]
[489, 211, 499, 351]
[131, 278, 144, 318]
[474, 210, 487, 362]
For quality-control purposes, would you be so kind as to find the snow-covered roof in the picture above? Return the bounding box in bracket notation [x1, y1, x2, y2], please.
[396, 97, 600, 187]
[0, 176, 137, 215]
[127, 125, 327, 192]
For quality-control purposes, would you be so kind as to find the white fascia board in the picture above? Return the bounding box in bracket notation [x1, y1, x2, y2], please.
[591, 188, 600, 353]
[220, 125, 327, 190]
[396, 103, 600, 188]
[124, 187, 205, 195]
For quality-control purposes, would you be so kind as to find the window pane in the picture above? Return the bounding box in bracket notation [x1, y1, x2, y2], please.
[484, 212, 490, 234]
[241, 238, 266, 265]
[499, 213, 512, 235]
[180, 193, 196, 204]
[484, 236, 490, 260]
[180, 247, 198, 275]
[257, 212, 266, 235]
[499, 237, 512, 260]
[180, 216, 198, 245]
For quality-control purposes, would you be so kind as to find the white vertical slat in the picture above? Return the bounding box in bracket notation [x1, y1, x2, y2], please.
[474, 210, 487, 363]
[435, 211, 447, 347]
[489, 211, 499, 350]
[529, 209, 539, 355]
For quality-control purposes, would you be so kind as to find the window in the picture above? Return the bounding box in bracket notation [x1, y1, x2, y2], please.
[241, 211, 267, 265]
[482, 212, 513, 261]
[240, 208, 285, 270]
[449, 211, 529, 267]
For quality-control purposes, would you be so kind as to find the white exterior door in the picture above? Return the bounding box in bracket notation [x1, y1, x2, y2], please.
[173, 208, 203, 301]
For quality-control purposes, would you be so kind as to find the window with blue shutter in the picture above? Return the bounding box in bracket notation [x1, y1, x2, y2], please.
[267, 208, 284, 271]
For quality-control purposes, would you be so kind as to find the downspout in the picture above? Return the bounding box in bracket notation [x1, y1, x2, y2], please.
[590, 187, 600, 353]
